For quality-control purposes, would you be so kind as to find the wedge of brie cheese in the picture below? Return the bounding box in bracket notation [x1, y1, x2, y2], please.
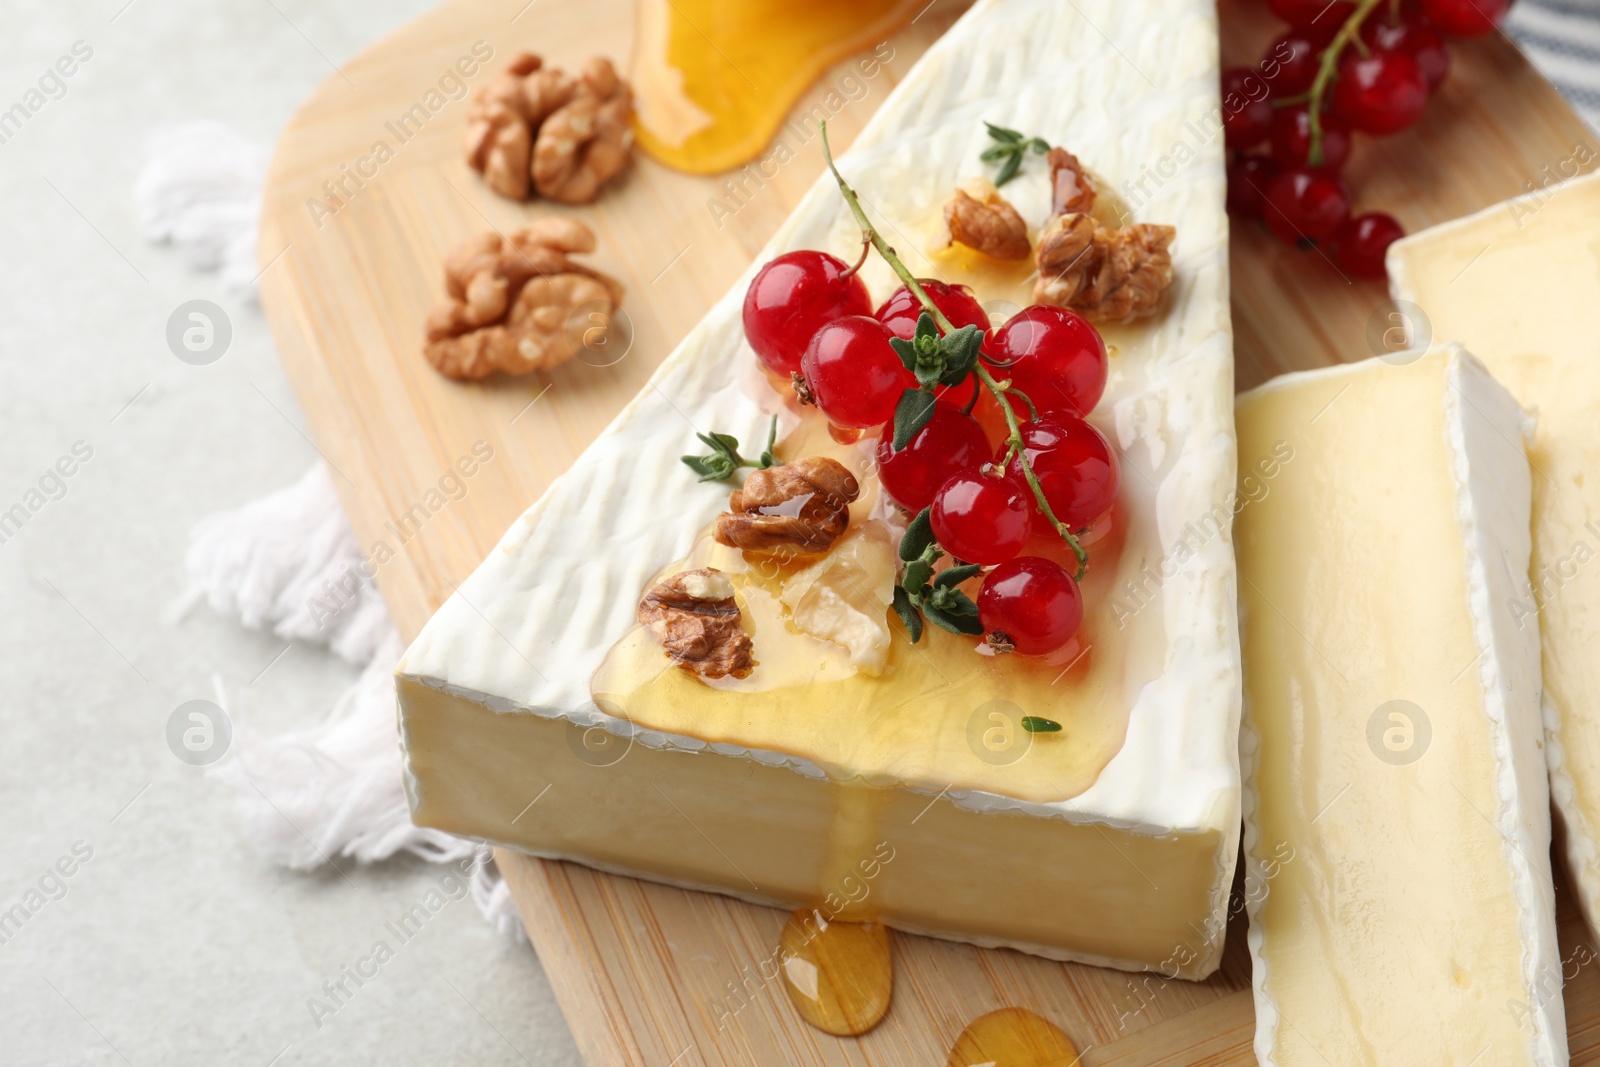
[398, 0, 1242, 975]
[1389, 171, 1600, 946]
[1235, 347, 1565, 1065]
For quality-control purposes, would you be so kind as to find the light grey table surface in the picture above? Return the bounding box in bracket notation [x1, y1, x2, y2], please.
[0, 2, 583, 1064]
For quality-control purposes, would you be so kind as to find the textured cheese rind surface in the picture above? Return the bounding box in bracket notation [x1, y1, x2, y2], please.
[1236, 348, 1564, 1066]
[1389, 171, 1600, 948]
[400, 0, 1238, 888]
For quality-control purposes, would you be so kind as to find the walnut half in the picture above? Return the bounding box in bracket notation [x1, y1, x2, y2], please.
[638, 569, 753, 681]
[945, 178, 1031, 261]
[463, 52, 633, 204]
[714, 457, 861, 557]
[422, 218, 625, 380]
[1032, 147, 1175, 323]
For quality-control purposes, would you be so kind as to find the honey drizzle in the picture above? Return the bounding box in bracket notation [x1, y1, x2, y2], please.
[946, 1008, 1082, 1067]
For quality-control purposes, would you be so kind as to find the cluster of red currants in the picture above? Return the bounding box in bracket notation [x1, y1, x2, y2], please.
[1223, 0, 1512, 277]
[743, 250, 1120, 656]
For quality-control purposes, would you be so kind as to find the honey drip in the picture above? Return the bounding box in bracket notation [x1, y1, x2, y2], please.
[777, 907, 893, 1036]
[946, 1008, 1081, 1067]
[630, 0, 926, 174]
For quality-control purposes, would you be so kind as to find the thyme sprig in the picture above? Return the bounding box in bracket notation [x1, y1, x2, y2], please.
[680, 415, 778, 482]
[819, 121, 1088, 579]
[890, 508, 983, 642]
[980, 122, 1051, 186]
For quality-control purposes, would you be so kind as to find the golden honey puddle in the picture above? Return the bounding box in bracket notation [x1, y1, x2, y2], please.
[777, 907, 894, 1036]
[947, 1008, 1082, 1067]
[630, 0, 926, 174]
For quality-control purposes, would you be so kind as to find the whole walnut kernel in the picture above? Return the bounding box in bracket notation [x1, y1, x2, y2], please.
[945, 179, 1031, 261]
[714, 457, 861, 557]
[533, 59, 635, 204]
[422, 217, 625, 380]
[638, 569, 754, 681]
[1032, 146, 1175, 322]
[463, 52, 632, 204]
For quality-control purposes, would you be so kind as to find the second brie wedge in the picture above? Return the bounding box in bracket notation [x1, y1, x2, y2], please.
[1389, 171, 1600, 946]
[1235, 347, 1565, 1065]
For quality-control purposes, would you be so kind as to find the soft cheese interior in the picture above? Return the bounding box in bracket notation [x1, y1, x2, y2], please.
[1235, 347, 1565, 1066]
[1389, 172, 1600, 949]
[398, 0, 1241, 974]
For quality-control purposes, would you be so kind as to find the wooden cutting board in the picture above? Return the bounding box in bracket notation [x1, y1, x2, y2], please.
[257, 0, 1600, 1062]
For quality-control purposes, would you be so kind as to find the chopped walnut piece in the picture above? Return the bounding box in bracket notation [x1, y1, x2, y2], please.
[714, 457, 861, 557]
[463, 53, 632, 204]
[1032, 147, 1175, 323]
[945, 178, 1031, 261]
[533, 58, 635, 204]
[423, 218, 625, 380]
[638, 568, 753, 681]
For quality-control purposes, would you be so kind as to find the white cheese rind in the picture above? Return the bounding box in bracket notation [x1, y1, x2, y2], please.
[398, 0, 1242, 965]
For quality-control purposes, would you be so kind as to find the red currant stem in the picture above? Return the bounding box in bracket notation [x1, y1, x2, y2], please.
[977, 362, 1087, 577]
[820, 121, 1088, 577]
[1002, 383, 1040, 421]
[1307, 0, 1386, 166]
[960, 386, 980, 416]
[840, 232, 872, 280]
[1269, 92, 1311, 108]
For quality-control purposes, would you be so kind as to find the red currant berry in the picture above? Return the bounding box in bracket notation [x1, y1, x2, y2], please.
[1267, 0, 1356, 42]
[743, 251, 872, 376]
[800, 316, 914, 430]
[1262, 166, 1351, 245]
[1420, 0, 1510, 37]
[1001, 418, 1119, 530]
[1333, 51, 1428, 135]
[1363, 12, 1451, 91]
[988, 305, 1108, 420]
[1332, 212, 1405, 279]
[1226, 155, 1280, 219]
[1221, 68, 1274, 150]
[978, 556, 1083, 656]
[876, 404, 991, 512]
[1270, 105, 1351, 171]
[876, 280, 989, 339]
[930, 468, 1032, 566]
[1262, 33, 1322, 96]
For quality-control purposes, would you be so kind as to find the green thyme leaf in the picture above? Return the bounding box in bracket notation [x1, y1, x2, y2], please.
[680, 453, 733, 482]
[994, 151, 1023, 187]
[902, 557, 933, 594]
[888, 334, 918, 375]
[892, 388, 938, 451]
[938, 325, 985, 385]
[978, 144, 1011, 163]
[892, 585, 924, 643]
[925, 584, 978, 616]
[900, 507, 936, 561]
[1028, 137, 1050, 154]
[934, 563, 981, 589]
[923, 605, 985, 636]
[984, 122, 1023, 143]
[1021, 716, 1063, 733]
[757, 415, 778, 469]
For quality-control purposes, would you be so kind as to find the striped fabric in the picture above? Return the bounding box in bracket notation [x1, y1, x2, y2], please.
[1506, 0, 1600, 129]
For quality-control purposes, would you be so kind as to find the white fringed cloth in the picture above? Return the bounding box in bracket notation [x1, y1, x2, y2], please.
[139, 122, 521, 939]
